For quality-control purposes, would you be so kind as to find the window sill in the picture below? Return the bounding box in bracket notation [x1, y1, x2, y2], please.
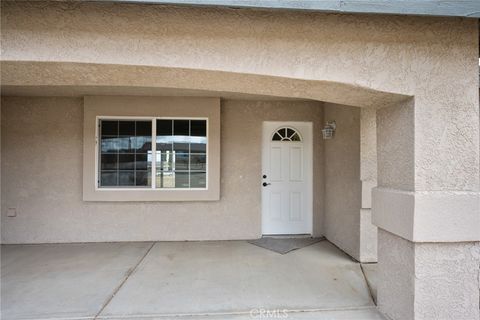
[83, 188, 219, 202]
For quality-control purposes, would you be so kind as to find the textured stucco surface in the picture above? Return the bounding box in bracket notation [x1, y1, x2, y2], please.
[373, 188, 480, 242]
[360, 108, 377, 184]
[378, 229, 480, 320]
[359, 107, 378, 262]
[359, 209, 377, 262]
[377, 229, 416, 320]
[377, 99, 415, 191]
[374, 96, 480, 242]
[1, 97, 324, 243]
[414, 241, 480, 320]
[323, 103, 361, 260]
[1, 62, 409, 110]
[1, 1, 477, 191]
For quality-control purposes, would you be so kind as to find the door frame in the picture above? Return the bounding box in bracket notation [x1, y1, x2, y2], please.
[261, 121, 313, 235]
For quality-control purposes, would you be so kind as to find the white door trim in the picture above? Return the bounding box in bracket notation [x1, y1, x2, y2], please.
[261, 121, 313, 235]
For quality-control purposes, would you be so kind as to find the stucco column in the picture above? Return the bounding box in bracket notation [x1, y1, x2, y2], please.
[359, 107, 378, 262]
[373, 98, 480, 320]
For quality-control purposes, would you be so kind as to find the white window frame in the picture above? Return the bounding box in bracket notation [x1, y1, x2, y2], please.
[83, 96, 220, 202]
[95, 116, 209, 191]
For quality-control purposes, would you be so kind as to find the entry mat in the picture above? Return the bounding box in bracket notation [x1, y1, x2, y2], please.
[247, 236, 325, 254]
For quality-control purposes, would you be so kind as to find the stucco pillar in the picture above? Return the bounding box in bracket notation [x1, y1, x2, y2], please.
[359, 107, 378, 262]
[373, 98, 480, 320]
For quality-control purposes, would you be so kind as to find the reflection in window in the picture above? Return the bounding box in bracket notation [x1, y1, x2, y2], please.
[156, 119, 207, 189]
[99, 120, 152, 187]
[272, 127, 302, 142]
[98, 118, 207, 190]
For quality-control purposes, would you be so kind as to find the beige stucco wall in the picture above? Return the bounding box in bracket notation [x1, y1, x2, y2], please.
[359, 107, 378, 262]
[2, 2, 477, 189]
[1, 96, 324, 243]
[373, 96, 480, 319]
[323, 103, 362, 260]
[2, 2, 477, 111]
[378, 229, 480, 320]
[1, 3, 479, 317]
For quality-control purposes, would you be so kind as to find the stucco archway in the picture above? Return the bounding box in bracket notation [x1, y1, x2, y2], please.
[2, 58, 479, 320]
[1, 61, 410, 108]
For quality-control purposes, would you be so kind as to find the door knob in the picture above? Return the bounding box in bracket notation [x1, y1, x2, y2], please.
[262, 182, 271, 187]
[263, 174, 267, 179]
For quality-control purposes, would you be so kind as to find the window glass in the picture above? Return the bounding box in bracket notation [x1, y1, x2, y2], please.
[156, 120, 173, 152]
[155, 119, 207, 189]
[190, 172, 207, 188]
[271, 127, 302, 142]
[100, 171, 117, 187]
[99, 120, 152, 188]
[191, 120, 207, 137]
[190, 154, 206, 171]
[173, 120, 189, 136]
[174, 153, 189, 170]
[99, 118, 207, 189]
[135, 154, 148, 170]
[119, 121, 135, 136]
[174, 171, 190, 188]
[119, 171, 135, 186]
[156, 120, 172, 136]
[101, 154, 117, 170]
[101, 121, 118, 136]
[135, 171, 149, 186]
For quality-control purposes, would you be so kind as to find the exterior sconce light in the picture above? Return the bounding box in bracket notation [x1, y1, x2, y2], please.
[322, 121, 336, 140]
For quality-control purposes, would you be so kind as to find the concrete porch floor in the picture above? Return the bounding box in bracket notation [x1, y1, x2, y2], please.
[1, 240, 382, 320]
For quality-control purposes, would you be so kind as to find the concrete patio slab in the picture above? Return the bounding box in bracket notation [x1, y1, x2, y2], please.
[100, 241, 375, 318]
[1, 240, 382, 320]
[1, 242, 153, 320]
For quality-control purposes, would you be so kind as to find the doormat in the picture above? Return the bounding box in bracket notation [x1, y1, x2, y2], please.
[247, 237, 325, 254]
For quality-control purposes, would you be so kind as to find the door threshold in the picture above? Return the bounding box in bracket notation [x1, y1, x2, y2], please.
[262, 234, 313, 239]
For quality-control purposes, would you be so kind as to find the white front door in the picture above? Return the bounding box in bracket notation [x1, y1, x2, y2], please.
[261, 122, 313, 235]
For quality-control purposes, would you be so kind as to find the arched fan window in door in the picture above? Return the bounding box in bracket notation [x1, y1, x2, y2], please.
[271, 127, 302, 142]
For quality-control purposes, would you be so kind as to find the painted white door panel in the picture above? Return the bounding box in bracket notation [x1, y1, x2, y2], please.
[262, 122, 313, 235]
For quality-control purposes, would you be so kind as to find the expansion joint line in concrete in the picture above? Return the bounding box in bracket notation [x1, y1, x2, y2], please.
[359, 264, 376, 306]
[93, 242, 156, 319]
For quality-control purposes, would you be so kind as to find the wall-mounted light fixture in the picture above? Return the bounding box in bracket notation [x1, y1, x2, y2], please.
[322, 121, 336, 140]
